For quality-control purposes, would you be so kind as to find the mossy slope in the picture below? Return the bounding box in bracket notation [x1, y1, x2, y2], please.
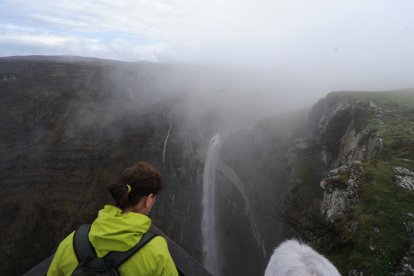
[289, 91, 414, 275]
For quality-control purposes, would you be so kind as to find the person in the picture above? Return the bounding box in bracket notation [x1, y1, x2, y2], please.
[264, 239, 340, 276]
[47, 161, 178, 276]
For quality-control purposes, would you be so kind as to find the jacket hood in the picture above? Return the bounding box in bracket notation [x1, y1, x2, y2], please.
[89, 205, 151, 256]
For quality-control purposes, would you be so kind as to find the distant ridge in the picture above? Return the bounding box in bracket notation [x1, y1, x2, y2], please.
[0, 55, 126, 64]
[329, 88, 414, 95]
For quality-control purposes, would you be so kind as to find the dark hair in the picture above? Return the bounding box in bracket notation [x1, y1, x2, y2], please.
[108, 162, 163, 209]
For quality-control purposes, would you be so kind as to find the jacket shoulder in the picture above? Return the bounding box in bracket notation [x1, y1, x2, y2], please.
[119, 235, 178, 276]
[47, 232, 78, 276]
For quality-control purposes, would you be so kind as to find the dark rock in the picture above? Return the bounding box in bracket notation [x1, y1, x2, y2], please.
[0, 57, 213, 275]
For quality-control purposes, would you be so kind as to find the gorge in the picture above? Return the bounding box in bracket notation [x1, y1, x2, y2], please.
[1, 56, 414, 275]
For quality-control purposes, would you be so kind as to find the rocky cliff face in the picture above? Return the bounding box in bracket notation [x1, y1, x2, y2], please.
[202, 91, 413, 275]
[207, 110, 309, 275]
[309, 95, 383, 220]
[1, 56, 305, 276]
[3, 56, 414, 276]
[285, 91, 414, 275]
[0, 57, 216, 275]
[0, 55, 308, 276]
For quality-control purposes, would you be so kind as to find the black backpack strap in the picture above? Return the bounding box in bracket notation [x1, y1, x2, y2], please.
[104, 230, 158, 268]
[73, 224, 96, 262]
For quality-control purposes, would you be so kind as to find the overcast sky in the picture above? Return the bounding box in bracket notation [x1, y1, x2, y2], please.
[1, 0, 414, 101]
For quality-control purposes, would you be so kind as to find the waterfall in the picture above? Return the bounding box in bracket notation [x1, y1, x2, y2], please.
[201, 133, 222, 276]
[162, 120, 172, 163]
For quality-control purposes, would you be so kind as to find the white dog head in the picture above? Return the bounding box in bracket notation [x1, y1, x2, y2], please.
[264, 239, 341, 276]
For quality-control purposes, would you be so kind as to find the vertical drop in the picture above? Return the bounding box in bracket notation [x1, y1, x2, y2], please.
[201, 133, 222, 276]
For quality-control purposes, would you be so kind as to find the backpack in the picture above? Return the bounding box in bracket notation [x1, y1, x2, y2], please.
[71, 224, 158, 276]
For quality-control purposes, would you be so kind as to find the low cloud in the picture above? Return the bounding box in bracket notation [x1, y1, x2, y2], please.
[1, 0, 414, 105]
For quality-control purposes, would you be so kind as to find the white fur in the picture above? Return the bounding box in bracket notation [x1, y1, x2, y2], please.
[264, 239, 341, 276]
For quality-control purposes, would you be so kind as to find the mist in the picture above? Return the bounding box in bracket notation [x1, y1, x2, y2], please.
[67, 62, 301, 137]
[2, 1, 414, 275]
[2, 0, 414, 116]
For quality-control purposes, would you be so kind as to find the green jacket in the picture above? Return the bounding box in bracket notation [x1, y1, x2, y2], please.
[47, 205, 178, 276]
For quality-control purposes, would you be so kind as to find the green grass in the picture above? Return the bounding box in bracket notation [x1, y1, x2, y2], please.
[329, 161, 414, 274]
[291, 91, 414, 274]
[329, 92, 414, 273]
[330, 90, 414, 111]
[364, 95, 414, 160]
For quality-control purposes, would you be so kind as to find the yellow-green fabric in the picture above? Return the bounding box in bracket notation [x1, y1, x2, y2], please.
[47, 205, 178, 276]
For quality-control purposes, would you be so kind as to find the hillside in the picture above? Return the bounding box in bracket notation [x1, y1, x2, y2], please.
[0, 56, 296, 276]
[283, 91, 414, 275]
[0, 57, 216, 275]
[2, 56, 414, 275]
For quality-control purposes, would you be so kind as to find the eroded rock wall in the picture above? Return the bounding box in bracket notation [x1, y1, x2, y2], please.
[0, 58, 214, 275]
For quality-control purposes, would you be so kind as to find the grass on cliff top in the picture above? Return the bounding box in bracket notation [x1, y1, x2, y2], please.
[329, 90, 414, 159]
[364, 92, 414, 160]
[291, 91, 414, 274]
[369, 116, 414, 160]
[329, 90, 414, 111]
[329, 92, 414, 274]
[329, 160, 414, 274]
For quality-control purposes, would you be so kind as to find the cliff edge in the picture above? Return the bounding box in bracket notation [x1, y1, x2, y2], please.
[283, 91, 414, 275]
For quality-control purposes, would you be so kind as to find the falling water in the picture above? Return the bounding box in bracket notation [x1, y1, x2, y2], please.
[162, 120, 172, 163]
[201, 133, 222, 276]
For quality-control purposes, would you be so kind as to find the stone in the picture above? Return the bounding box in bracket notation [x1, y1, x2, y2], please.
[394, 167, 414, 176]
[395, 176, 414, 191]
[394, 167, 414, 192]
[321, 162, 362, 220]
[339, 126, 383, 166]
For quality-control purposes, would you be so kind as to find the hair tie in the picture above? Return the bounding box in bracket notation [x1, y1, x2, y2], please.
[126, 184, 132, 193]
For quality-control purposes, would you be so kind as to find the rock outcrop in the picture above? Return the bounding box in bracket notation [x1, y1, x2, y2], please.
[320, 162, 363, 220]
[306, 95, 382, 221]
[394, 167, 414, 191]
[288, 91, 414, 275]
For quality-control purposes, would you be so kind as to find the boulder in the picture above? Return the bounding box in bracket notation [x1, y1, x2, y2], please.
[394, 167, 414, 192]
